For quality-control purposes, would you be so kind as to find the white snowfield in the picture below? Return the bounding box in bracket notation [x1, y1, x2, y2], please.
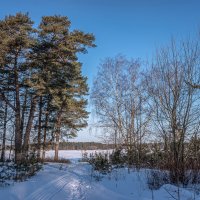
[45, 149, 113, 161]
[0, 150, 199, 200]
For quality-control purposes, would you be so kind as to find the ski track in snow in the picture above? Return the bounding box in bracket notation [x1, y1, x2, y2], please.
[25, 164, 92, 200]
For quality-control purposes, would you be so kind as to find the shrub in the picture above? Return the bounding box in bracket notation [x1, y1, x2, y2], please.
[147, 170, 170, 190]
[0, 162, 15, 186]
[110, 148, 125, 167]
[81, 151, 89, 162]
[87, 152, 112, 174]
[14, 152, 42, 181]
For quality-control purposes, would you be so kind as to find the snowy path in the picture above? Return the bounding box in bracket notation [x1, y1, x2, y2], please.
[0, 162, 92, 200]
[25, 173, 71, 200]
[24, 164, 92, 200]
[0, 161, 135, 200]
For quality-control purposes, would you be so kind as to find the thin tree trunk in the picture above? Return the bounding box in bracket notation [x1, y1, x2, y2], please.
[20, 89, 28, 136]
[42, 99, 50, 160]
[54, 130, 60, 161]
[54, 116, 62, 161]
[37, 96, 42, 159]
[1, 102, 7, 162]
[9, 127, 15, 161]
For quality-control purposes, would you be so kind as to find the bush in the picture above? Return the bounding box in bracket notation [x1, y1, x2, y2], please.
[0, 151, 43, 185]
[0, 162, 15, 186]
[0, 160, 42, 185]
[82, 149, 139, 174]
[147, 170, 170, 190]
[110, 148, 125, 167]
[14, 152, 42, 181]
[81, 151, 89, 162]
[14, 162, 42, 181]
[87, 152, 112, 174]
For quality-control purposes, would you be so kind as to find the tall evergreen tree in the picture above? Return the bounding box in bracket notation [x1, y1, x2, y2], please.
[0, 13, 36, 163]
[35, 16, 95, 161]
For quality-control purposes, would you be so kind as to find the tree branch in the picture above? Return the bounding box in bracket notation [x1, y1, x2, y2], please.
[0, 92, 16, 111]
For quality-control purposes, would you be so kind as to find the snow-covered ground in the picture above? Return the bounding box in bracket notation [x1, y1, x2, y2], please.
[45, 149, 113, 161]
[0, 150, 199, 200]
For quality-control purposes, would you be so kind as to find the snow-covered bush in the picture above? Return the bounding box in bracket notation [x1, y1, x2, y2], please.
[0, 151, 42, 185]
[14, 162, 42, 181]
[81, 151, 89, 162]
[0, 162, 16, 186]
[87, 152, 112, 174]
[147, 170, 170, 190]
[17, 152, 42, 177]
[110, 148, 126, 167]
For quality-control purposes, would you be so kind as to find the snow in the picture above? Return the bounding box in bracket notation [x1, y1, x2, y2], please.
[0, 150, 199, 200]
[45, 149, 113, 161]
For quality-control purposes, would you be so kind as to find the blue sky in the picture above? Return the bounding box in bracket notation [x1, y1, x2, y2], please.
[1, 0, 200, 141]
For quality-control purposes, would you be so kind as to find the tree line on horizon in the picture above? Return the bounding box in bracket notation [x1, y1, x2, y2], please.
[0, 13, 95, 164]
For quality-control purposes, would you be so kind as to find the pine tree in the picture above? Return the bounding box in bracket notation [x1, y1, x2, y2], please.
[0, 13, 36, 163]
[35, 16, 95, 161]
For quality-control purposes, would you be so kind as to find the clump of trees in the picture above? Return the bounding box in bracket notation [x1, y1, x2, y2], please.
[91, 55, 151, 167]
[91, 38, 200, 185]
[144, 39, 200, 184]
[0, 13, 95, 164]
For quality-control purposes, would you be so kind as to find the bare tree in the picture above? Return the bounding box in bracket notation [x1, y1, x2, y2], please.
[91, 55, 151, 165]
[145, 39, 200, 183]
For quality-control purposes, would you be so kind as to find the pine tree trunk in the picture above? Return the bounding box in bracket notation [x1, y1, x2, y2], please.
[54, 106, 63, 161]
[37, 96, 42, 159]
[23, 96, 37, 154]
[42, 100, 50, 160]
[1, 102, 7, 162]
[20, 89, 28, 136]
[54, 121, 61, 161]
[54, 132, 60, 161]
[14, 58, 22, 164]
